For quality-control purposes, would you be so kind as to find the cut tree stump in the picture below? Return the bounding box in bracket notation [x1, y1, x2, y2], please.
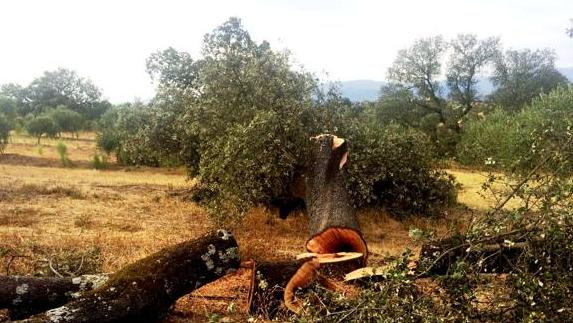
[0, 274, 109, 320]
[304, 135, 368, 262]
[17, 229, 240, 323]
[277, 135, 368, 315]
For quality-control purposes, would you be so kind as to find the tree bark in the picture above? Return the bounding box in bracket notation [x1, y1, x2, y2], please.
[0, 274, 109, 320]
[17, 230, 240, 323]
[304, 135, 367, 262]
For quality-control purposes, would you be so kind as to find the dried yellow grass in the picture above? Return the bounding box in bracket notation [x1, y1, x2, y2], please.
[448, 169, 524, 211]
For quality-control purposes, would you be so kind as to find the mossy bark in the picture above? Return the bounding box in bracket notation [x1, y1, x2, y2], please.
[0, 274, 109, 320]
[18, 230, 240, 323]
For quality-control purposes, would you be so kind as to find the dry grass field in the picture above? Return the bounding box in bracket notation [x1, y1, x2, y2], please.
[0, 133, 502, 321]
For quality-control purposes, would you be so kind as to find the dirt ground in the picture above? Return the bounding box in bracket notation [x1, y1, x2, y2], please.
[0, 133, 498, 322]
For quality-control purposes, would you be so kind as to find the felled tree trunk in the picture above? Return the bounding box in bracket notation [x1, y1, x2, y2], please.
[247, 135, 369, 316]
[18, 230, 240, 323]
[0, 274, 109, 320]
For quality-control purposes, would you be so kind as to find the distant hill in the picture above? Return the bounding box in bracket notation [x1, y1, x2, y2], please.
[340, 67, 573, 102]
[339, 80, 385, 102]
[559, 67, 573, 82]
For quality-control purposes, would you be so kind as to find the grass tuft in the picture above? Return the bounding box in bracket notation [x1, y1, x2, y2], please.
[56, 140, 73, 167]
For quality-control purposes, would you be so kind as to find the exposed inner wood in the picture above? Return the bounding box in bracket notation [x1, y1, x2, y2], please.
[295, 251, 363, 263]
[306, 227, 368, 265]
[345, 266, 392, 281]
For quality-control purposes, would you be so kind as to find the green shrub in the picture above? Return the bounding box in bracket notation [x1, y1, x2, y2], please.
[457, 109, 524, 168]
[49, 106, 84, 137]
[458, 86, 573, 174]
[25, 115, 58, 144]
[13, 117, 25, 135]
[0, 96, 18, 122]
[91, 153, 109, 170]
[344, 123, 456, 217]
[55, 141, 72, 167]
[96, 130, 119, 156]
[0, 113, 12, 154]
[96, 103, 185, 167]
[516, 86, 573, 175]
[96, 104, 157, 165]
[198, 110, 310, 223]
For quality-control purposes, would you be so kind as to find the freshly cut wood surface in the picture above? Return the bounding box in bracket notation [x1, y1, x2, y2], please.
[296, 251, 363, 263]
[344, 266, 391, 281]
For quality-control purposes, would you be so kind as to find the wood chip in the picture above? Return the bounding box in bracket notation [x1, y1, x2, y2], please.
[295, 252, 363, 263]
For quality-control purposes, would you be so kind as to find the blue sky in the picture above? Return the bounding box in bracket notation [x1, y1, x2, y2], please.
[0, 0, 571, 103]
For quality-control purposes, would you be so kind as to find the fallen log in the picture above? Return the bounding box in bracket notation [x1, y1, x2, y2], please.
[18, 229, 240, 323]
[0, 274, 109, 320]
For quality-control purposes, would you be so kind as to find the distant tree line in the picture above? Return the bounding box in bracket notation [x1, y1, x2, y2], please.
[0, 68, 110, 145]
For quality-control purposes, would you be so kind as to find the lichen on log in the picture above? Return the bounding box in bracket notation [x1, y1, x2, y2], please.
[0, 274, 109, 320]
